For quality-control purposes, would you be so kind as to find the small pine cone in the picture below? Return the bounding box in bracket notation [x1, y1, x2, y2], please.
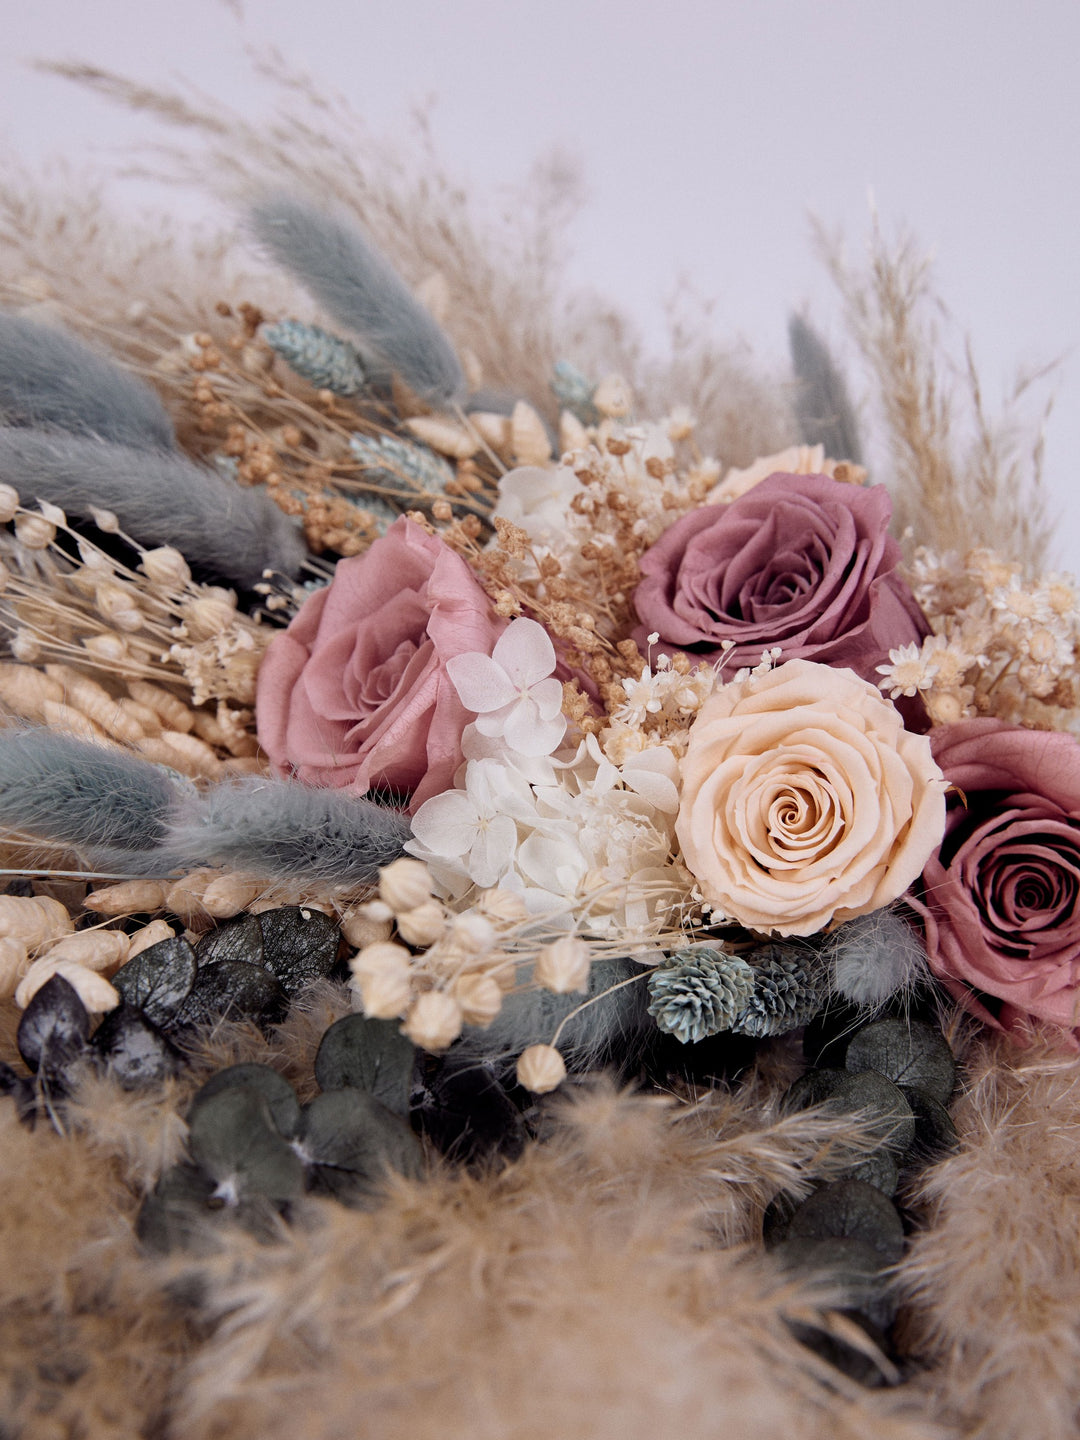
[263, 319, 366, 396]
[647, 948, 755, 1045]
[731, 943, 823, 1038]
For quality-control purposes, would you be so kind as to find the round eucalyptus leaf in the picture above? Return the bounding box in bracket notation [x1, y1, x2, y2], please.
[835, 1148, 899, 1197]
[188, 1064, 301, 1139]
[762, 1189, 802, 1248]
[786, 1314, 896, 1387]
[136, 1162, 217, 1255]
[17, 974, 90, 1074]
[194, 913, 265, 970]
[299, 1088, 424, 1207]
[187, 1086, 305, 1205]
[257, 906, 341, 996]
[92, 1003, 182, 1089]
[900, 1085, 960, 1161]
[827, 1071, 916, 1155]
[410, 1055, 526, 1166]
[173, 960, 288, 1030]
[111, 937, 197, 1029]
[786, 1179, 905, 1263]
[770, 1235, 899, 1329]
[314, 1013, 415, 1117]
[845, 1018, 956, 1105]
[780, 1068, 847, 1113]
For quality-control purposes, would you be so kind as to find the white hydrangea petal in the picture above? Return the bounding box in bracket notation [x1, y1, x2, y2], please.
[446, 652, 517, 712]
[492, 617, 557, 686]
[517, 829, 588, 895]
[504, 702, 566, 757]
[409, 791, 479, 857]
[620, 767, 680, 815]
[468, 814, 518, 888]
[529, 676, 565, 720]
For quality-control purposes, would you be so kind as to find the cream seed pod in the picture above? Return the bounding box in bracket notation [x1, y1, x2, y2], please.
[378, 857, 433, 913]
[395, 901, 446, 948]
[453, 972, 503, 1027]
[404, 414, 478, 460]
[0, 662, 64, 720]
[37, 930, 130, 974]
[14, 512, 56, 549]
[126, 919, 176, 959]
[593, 373, 632, 419]
[95, 580, 144, 633]
[200, 873, 263, 918]
[511, 400, 552, 466]
[0, 483, 20, 522]
[16, 958, 119, 1013]
[340, 903, 394, 950]
[516, 1043, 567, 1094]
[85, 879, 170, 916]
[10, 630, 42, 662]
[0, 937, 29, 997]
[449, 912, 497, 956]
[475, 888, 528, 925]
[140, 546, 192, 590]
[468, 411, 512, 457]
[0, 895, 72, 949]
[559, 409, 590, 454]
[534, 936, 591, 994]
[402, 990, 462, 1051]
[127, 680, 195, 733]
[164, 870, 220, 924]
[181, 595, 237, 641]
[82, 631, 130, 664]
[349, 941, 413, 1019]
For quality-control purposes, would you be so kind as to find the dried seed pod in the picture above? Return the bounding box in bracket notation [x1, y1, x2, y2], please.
[468, 410, 513, 457]
[126, 919, 176, 958]
[164, 870, 220, 924]
[180, 596, 237, 641]
[10, 630, 42, 663]
[404, 414, 478, 460]
[37, 929, 130, 974]
[0, 662, 64, 720]
[511, 400, 553, 466]
[200, 873, 262, 918]
[95, 580, 144, 634]
[378, 858, 434, 913]
[42, 699, 111, 746]
[559, 409, 590, 454]
[14, 513, 56, 549]
[593, 373, 632, 418]
[340, 903, 394, 950]
[82, 631, 130, 664]
[116, 697, 162, 735]
[140, 546, 192, 590]
[402, 989, 462, 1051]
[137, 731, 222, 779]
[16, 957, 120, 1012]
[85, 880, 170, 916]
[0, 936, 30, 997]
[126, 680, 195, 733]
[349, 940, 413, 1019]
[475, 888, 529, 925]
[44, 666, 146, 745]
[0, 483, 20, 522]
[453, 971, 503, 1027]
[30, 896, 77, 945]
[534, 936, 591, 994]
[395, 901, 446, 948]
[517, 1043, 566, 1094]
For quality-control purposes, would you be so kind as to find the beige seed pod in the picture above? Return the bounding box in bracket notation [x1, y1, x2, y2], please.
[449, 911, 497, 955]
[558, 409, 590, 454]
[117, 697, 162, 735]
[141, 546, 192, 590]
[137, 731, 221, 780]
[0, 662, 64, 720]
[82, 631, 130, 664]
[340, 903, 394, 950]
[593, 373, 632, 419]
[453, 972, 503, 1027]
[181, 596, 237, 640]
[37, 929, 130, 974]
[534, 936, 591, 994]
[30, 896, 76, 945]
[10, 629, 42, 663]
[0, 483, 20, 522]
[127, 680, 195, 733]
[350, 941, 413, 1019]
[517, 1043, 566, 1094]
[126, 919, 177, 959]
[37, 500, 67, 527]
[402, 989, 462, 1051]
[86, 880, 170, 916]
[95, 580, 144, 633]
[89, 507, 120, 533]
[0, 936, 30, 997]
[378, 857, 434, 913]
[201, 874, 262, 919]
[14, 513, 56, 549]
[395, 901, 446, 948]
[476, 888, 529, 925]
[16, 958, 120, 1013]
[511, 400, 552, 466]
[468, 411, 513, 457]
[164, 870, 220, 923]
[404, 414, 479, 460]
[44, 666, 146, 745]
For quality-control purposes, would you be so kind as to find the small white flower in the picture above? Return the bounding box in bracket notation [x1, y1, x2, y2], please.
[447, 617, 566, 756]
[409, 758, 536, 889]
[876, 641, 938, 700]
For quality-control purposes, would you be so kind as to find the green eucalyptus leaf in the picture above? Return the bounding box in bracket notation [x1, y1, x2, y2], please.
[187, 1087, 305, 1205]
[786, 1179, 905, 1263]
[780, 1067, 847, 1113]
[17, 974, 90, 1075]
[314, 1013, 415, 1117]
[762, 1190, 802, 1248]
[845, 1018, 956, 1105]
[257, 906, 341, 996]
[827, 1071, 916, 1155]
[91, 1003, 182, 1089]
[194, 913, 265, 970]
[298, 1088, 424, 1207]
[111, 937, 197, 1029]
[770, 1235, 899, 1329]
[188, 1064, 302, 1139]
[835, 1148, 900, 1197]
[173, 961, 288, 1029]
[136, 1162, 218, 1255]
[900, 1085, 960, 1160]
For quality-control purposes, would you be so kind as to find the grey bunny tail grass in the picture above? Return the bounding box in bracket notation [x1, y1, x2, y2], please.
[788, 312, 863, 465]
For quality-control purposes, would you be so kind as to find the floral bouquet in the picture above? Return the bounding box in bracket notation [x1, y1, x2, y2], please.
[0, 68, 1078, 1440]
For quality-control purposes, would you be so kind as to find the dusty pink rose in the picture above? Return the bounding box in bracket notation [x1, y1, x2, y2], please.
[676, 659, 947, 937]
[633, 473, 928, 682]
[256, 517, 506, 811]
[910, 719, 1080, 1044]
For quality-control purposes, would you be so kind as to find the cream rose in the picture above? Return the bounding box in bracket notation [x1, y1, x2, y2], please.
[676, 660, 947, 936]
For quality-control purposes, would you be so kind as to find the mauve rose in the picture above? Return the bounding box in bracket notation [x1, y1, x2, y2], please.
[633, 473, 928, 681]
[256, 517, 506, 811]
[910, 718, 1080, 1043]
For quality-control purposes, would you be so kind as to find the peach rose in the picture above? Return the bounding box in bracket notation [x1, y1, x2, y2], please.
[676, 659, 947, 936]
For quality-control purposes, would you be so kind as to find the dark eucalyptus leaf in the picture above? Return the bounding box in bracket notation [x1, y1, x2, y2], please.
[780, 1067, 847, 1113]
[900, 1085, 960, 1161]
[298, 1088, 424, 1207]
[188, 1064, 301, 1139]
[91, 1003, 182, 1089]
[172, 960, 288, 1030]
[257, 905, 341, 996]
[827, 1071, 916, 1156]
[845, 1018, 956, 1105]
[0, 1058, 37, 1124]
[111, 936, 197, 1029]
[194, 913, 265, 970]
[786, 1313, 897, 1388]
[314, 1013, 415, 1116]
[770, 1235, 899, 1329]
[137, 1162, 218, 1255]
[836, 1148, 900, 1197]
[17, 974, 90, 1075]
[187, 1087, 305, 1205]
[410, 1055, 526, 1166]
[786, 1179, 905, 1263]
[761, 1189, 802, 1248]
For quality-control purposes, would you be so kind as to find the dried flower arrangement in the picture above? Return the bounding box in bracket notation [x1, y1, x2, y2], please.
[0, 62, 1075, 1440]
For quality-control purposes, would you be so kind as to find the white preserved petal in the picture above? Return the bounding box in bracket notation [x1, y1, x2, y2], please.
[410, 790, 480, 857]
[446, 650, 517, 713]
[491, 616, 557, 688]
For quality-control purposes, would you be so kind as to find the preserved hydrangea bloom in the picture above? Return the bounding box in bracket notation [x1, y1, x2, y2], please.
[676, 660, 947, 936]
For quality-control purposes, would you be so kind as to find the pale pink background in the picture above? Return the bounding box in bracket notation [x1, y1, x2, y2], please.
[2, 0, 1077, 564]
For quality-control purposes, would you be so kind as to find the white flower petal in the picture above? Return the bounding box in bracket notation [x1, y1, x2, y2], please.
[409, 791, 479, 857]
[529, 676, 565, 720]
[468, 814, 518, 888]
[446, 652, 517, 712]
[504, 702, 566, 757]
[492, 617, 557, 686]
